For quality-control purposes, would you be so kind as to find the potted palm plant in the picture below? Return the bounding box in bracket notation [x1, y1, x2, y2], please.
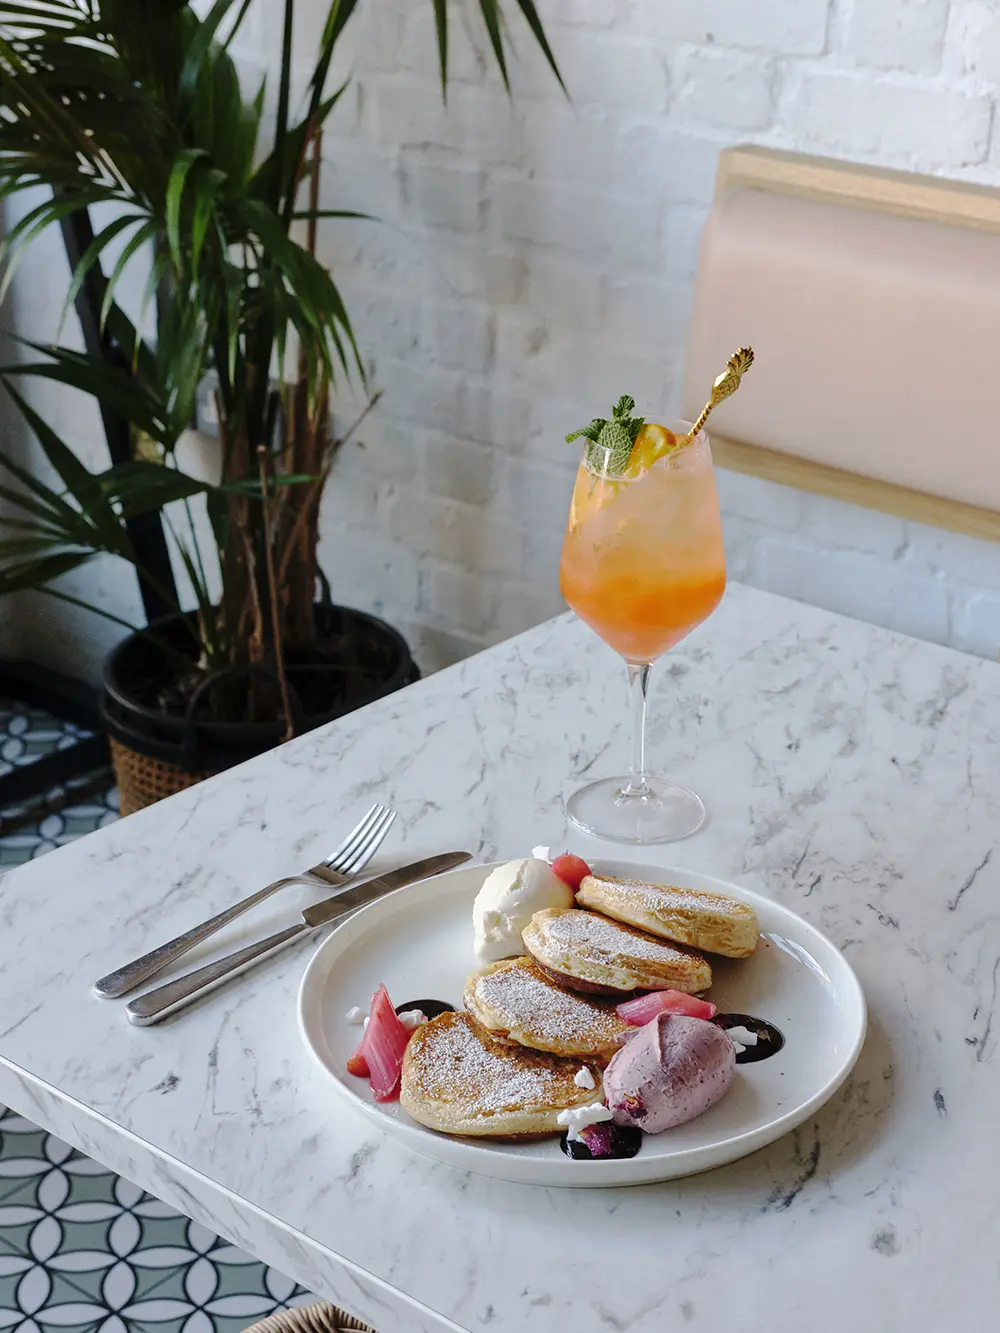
[0, 0, 560, 813]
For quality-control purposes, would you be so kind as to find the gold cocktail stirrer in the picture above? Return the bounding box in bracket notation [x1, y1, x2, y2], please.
[682, 346, 755, 444]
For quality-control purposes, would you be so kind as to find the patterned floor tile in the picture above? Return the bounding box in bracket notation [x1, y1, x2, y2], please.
[0, 701, 319, 1331]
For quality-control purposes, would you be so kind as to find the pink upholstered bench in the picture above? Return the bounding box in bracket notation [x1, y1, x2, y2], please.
[684, 145, 1000, 544]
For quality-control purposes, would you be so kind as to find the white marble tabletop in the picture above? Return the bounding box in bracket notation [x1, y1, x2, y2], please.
[2, 582, 1000, 1333]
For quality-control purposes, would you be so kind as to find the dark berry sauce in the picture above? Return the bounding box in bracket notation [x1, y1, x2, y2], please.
[395, 999, 455, 1020]
[560, 1124, 643, 1161]
[712, 1013, 785, 1063]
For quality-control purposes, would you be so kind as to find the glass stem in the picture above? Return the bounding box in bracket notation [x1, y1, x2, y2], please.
[624, 661, 652, 797]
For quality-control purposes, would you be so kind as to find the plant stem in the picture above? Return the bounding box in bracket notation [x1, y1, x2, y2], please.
[257, 444, 294, 741]
[623, 661, 652, 798]
[181, 493, 211, 610]
[275, 388, 381, 590]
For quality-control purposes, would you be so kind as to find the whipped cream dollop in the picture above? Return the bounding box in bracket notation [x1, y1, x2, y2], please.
[472, 858, 574, 961]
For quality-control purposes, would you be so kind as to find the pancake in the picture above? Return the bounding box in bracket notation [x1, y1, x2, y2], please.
[464, 957, 631, 1062]
[522, 908, 712, 997]
[576, 873, 759, 959]
[400, 1010, 602, 1140]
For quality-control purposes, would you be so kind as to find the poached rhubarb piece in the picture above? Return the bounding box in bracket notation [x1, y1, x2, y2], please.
[550, 854, 592, 893]
[346, 1049, 369, 1078]
[346, 985, 411, 1101]
[616, 989, 717, 1026]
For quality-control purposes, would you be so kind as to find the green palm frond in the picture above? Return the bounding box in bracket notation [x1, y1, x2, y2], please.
[0, 0, 561, 683]
[178, 0, 248, 104]
[1, 341, 170, 445]
[0, 0, 562, 420]
[511, 0, 565, 93]
[100, 460, 208, 518]
[2, 380, 132, 557]
[0, 385, 221, 638]
[0, 549, 97, 597]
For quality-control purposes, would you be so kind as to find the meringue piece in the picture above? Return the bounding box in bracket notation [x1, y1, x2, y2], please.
[725, 1024, 758, 1048]
[556, 1101, 613, 1142]
[397, 1009, 428, 1031]
[604, 1013, 735, 1133]
[574, 1066, 597, 1090]
[472, 858, 574, 961]
[531, 845, 552, 861]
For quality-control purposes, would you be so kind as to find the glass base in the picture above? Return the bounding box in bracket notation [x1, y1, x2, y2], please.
[566, 775, 706, 844]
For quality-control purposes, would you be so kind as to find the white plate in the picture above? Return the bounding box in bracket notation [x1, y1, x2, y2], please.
[298, 861, 866, 1188]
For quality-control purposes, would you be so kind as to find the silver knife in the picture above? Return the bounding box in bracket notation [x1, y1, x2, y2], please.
[124, 851, 473, 1027]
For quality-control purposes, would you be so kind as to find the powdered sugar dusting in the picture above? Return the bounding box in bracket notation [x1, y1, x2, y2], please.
[408, 1014, 587, 1116]
[542, 910, 703, 962]
[473, 961, 628, 1044]
[589, 878, 752, 919]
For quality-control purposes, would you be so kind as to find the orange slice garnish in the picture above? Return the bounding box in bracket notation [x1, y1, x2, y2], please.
[623, 423, 678, 479]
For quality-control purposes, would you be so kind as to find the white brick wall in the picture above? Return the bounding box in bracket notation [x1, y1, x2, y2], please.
[319, 0, 1000, 672]
[10, 0, 1000, 682]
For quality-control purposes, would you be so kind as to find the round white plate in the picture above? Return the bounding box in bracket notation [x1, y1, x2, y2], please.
[298, 860, 866, 1187]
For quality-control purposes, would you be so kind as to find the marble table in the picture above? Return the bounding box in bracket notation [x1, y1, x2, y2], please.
[2, 582, 1000, 1333]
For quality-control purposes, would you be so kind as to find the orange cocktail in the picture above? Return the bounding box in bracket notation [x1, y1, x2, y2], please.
[559, 412, 727, 844]
[560, 429, 725, 663]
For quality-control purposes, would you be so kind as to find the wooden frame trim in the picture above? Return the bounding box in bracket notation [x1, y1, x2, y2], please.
[716, 144, 1000, 237]
[711, 433, 1000, 543]
[706, 146, 1000, 538]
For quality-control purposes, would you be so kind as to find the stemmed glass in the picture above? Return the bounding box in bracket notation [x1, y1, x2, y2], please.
[559, 420, 726, 843]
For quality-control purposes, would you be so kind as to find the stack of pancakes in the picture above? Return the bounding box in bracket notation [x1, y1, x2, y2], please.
[400, 872, 759, 1140]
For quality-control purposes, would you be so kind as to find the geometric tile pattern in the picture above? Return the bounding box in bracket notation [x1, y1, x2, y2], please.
[0, 1108, 319, 1333]
[0, 701, 320, 1331]
[0, 698, 117, 868]
[0, 697, 88, 774]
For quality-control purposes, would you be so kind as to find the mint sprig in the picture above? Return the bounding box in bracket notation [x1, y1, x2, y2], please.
[566, 395, 645, 475]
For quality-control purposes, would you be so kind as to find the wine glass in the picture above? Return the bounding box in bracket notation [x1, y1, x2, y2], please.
[559, 420, 726, 843]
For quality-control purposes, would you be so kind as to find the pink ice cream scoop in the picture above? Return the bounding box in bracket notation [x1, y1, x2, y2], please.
[603, 1013, 735, 1132]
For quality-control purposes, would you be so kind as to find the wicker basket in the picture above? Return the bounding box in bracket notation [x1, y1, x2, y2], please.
[243, 1302, 376, 1333]
[109, 736, 217, 817]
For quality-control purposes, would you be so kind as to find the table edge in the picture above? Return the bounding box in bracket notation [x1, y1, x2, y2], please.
[0, 1052, 468, 1333]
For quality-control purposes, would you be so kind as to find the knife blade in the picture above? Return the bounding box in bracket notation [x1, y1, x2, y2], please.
[302, 850, 471, 926]
[125, 850, 474, 1026]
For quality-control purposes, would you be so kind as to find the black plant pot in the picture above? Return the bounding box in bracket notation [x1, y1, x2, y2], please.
[101, 603, 419, 811]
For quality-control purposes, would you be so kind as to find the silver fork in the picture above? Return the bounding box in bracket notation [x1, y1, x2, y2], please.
[93, 802, 396, 999]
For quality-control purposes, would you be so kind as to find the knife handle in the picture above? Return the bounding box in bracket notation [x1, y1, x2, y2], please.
[93, 873, 312, 999]
[125, 923, 311, 1026]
